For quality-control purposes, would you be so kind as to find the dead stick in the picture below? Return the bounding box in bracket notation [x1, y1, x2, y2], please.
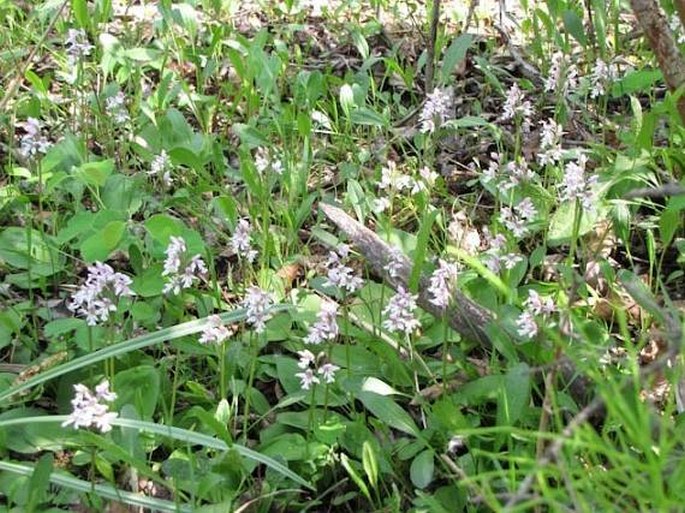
[319, 202, 596, 405]
[425, 0, 441, 93]
[630, 0, 685, 123]
[0, 0, 69, 112]
[320, 202, 492, 345]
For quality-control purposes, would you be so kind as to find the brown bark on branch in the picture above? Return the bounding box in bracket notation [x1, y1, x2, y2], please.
[425, 0, 441, 93]
[675, 0, 685, 32]
[318, 202, 595, 406]
[631, 0, 685, 123]
[320, 202, 492, 345]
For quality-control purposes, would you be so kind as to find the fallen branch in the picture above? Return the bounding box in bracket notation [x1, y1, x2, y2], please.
[425, 0, 442, 93]
[630, 0, 685, 123]
[504, 273, 683, 510]
[320, 202, 492, 345]
[319, 202, 596, 406]
[622, 182, 685, 199]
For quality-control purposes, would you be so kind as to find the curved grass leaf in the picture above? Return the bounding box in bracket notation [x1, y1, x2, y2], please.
[357, 391, 419, 437]
[0, 306, 290, 404]
[0, 415, 313, 491]
[0, 460, 192, 512]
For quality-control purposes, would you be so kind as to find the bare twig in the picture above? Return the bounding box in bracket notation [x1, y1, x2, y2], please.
[319, 202, 597, 406]
[622, 182, 685, 199]
[675, 0, 685, 32]
[0, 0, 69, 112]
[492, 25, 544, 85]
[425, 0, 442, 93]
[464, 0, 479, 32]
[319, 202, 492, 345]
[630, 0, 685, 123]
[505, 276, 683, 510]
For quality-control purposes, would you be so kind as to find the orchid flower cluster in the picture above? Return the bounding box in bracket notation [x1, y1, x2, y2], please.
[106, 92, 130, 125]
[482, 153, 537, 192]
[231, 218, 258, 263]
[670, 13, 685, 44]
[149, 150, 174, 188]
[374, 161, 439, 213]
[383, 286, 421, 335]
[324, 244, 364, 294]
[198, 286, 271, 346]
[427, 259, 459, 309]
[295, 349, 340, 390]
[516, 289, 556, 339]
[162, 236, 208, 295]
[68, 262, 135, 326]
[19, 118, 52, 158]
[386, 246, 405, 279]
[62, 379, 118, 433]
[199, 315, 233, 345]
[500, 197, 538, 239]
[588, 60, 618, 99]
[295, 300, 341, 390]
[559, 155, 598, 210]
[501, 83, 534, 132]
[241, 286, 274, 333]
[419, 87, 454, 134]
[538, 119, 564, 167]
[65, 28, 94, 66]
[254, 146, 283, 175]
[481, 227, 524, 274]
[544, 51, 579, 97]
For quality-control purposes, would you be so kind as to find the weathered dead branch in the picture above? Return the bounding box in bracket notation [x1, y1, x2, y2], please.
[630, 0, 685, 123]
[319, 202, 492, 345]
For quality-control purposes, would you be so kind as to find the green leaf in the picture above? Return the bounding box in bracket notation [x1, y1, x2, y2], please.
[26, 453, 53, 510]
[362, 441, 379, 489]
[339, 84, 355, 117]
[25, 70, 47, 95]
[79, 220, 125, 262]
[71, 0, 89, 29]
[124, 47, 163, 64]
[359, 376, 400, 396]
[660, 207, 680, 247]
[260, 433, 308, 461]
[120, 417, 312, 489]
[611, 69, 662, 97]
[340, 454, 372, 502]
[144, 214, 184, 243]
[0, 227, 63, 276]
[548, 202, 603, 246]
[440, 34, 473, 84]
[409, 209, 438, 291]
[497, 362, 530, 427]
[357, 391, 419, 437]
[0, 307, 287, 403]
[232, 124, 268, 148]
[0, 460, 193, 512]
[349, 107, 387, 127]
[43, 318, 82, 339]
[113, 365, 160, 420]
[445, 116, 491, 129]
[410, 449, 435, 489]
[169, 147, 204, 171]
[73, 159, 115, 187]
[132, 265, 165, 297]
[0, 310, 22, 349]
[102, 174, 144, 215]
[562, 9, 587, 46]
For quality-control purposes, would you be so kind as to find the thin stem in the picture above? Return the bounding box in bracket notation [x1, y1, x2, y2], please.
[425, 0, 442, 92]
[242, 332, 259, 443]
[219, 341, 227, 400]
